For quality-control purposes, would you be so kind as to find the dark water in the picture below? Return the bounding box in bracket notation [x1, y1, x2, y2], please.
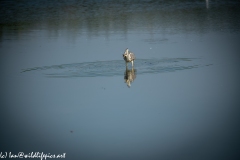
[1, 1, 240, 160]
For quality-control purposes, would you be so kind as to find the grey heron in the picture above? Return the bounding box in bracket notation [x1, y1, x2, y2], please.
[123, 48, 135, 67]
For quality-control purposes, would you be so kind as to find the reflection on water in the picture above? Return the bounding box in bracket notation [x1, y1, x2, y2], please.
[124, 67, 137, 88]
[1, 0, 240, 41]
[206, 0, 210, 9]
[22, 58, 207, 78]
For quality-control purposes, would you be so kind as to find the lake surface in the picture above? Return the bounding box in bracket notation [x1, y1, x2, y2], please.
[1, 0, 240, 160]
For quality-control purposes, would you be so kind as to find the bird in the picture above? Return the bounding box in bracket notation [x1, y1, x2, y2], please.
[123, 48, 135, 67]
[124, 67, 136, 88]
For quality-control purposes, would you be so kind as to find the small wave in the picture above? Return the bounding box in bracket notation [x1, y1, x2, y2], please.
[21, 58, 206, 78]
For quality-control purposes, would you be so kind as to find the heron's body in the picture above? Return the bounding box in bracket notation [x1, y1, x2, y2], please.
[123, 48, 135, 67]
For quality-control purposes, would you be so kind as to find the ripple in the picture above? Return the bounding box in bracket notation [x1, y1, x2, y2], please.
[21, 58, 208, 78]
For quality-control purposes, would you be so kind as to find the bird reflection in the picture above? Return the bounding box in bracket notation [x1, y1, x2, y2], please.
[124, 66, 137, 88]
[206, 0, 209, 9]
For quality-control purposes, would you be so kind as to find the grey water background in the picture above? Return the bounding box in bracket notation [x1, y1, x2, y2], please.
[1, 0, 240, 159]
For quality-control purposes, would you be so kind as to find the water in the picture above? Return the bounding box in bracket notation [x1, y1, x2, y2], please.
[1, 1, 240, 160]
[21, 58, 204, 78]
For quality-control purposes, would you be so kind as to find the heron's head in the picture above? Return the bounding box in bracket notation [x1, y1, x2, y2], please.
[123, 48, 129, 57]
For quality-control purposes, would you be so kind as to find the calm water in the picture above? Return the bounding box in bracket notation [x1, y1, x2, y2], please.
[1, 0, 240, 160]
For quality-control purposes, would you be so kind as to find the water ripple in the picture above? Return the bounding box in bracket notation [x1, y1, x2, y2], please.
[21, 58, 208, 78]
